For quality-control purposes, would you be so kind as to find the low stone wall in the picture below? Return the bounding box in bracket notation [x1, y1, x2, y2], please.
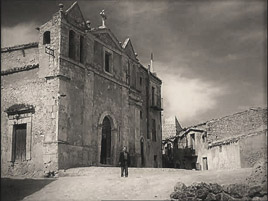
[170, 182, 267, 201]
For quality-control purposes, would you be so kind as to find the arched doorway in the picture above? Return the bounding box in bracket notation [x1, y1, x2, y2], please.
[100, 117, 111, 164]
[140, 138, 145, 167]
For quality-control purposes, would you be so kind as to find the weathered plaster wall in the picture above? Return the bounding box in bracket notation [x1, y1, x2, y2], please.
[1, 10, 61, 177]
[1, 70, 59, 177]
[205, 142, 241, 170]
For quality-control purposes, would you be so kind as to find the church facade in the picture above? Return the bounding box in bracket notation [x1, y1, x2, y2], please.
[1, 2, 163, 177]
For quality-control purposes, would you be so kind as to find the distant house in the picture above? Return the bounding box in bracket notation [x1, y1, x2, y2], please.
[163, 107, 267, 170]
[162, 116, 183, 168]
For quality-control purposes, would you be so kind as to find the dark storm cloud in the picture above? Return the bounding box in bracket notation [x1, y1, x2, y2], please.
[1, 0, 266, 126]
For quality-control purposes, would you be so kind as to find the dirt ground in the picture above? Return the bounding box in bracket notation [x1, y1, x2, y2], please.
[1, 167, 252, 201]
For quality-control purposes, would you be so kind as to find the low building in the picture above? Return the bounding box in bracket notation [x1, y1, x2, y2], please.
[162, 116, 183, 168]
[163, 107, 267, 170]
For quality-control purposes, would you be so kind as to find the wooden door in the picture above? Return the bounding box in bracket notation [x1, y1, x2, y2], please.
[14, 124, 27, 161]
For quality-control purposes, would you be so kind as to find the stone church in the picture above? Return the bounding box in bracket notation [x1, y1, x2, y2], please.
[1, 2, 163, 176]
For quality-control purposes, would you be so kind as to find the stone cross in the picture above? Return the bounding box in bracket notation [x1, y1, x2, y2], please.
[99, 10, 107, 28]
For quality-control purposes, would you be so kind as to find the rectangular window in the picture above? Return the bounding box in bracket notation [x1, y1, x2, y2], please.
[152, 87, 155, 106]
[14, 124, 27, 161]
[202, 135, 206, 143]
[105, 51, 111, 73]
[152, 119, 156, 141]
[140, 110, 143, 119]
[190, 133, 195, 149]
[126, 61, 130, 85]
[80, 36, 84, 63]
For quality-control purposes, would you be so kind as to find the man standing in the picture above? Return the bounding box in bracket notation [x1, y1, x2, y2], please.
[119, 146, 130, 177]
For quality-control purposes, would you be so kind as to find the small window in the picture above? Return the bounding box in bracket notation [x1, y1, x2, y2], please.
[190, 133, 195, 149]
[152, 87, 155, 106]
[80, 35, 84, 63]
[104, 51, 112, 73]
[202, 135, 206, 143]
[43, 31, 51, 45]
[69, 30, 75, 60]
[140, 110, 143, 119]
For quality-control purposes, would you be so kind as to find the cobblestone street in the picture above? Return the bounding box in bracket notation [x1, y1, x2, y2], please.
[2, 167, 251, 201]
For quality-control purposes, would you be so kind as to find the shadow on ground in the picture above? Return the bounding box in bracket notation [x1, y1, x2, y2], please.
[1, 178, 56, 201]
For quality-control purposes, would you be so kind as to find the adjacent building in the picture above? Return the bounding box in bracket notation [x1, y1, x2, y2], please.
[162, 108, 267, 170]
[1, 2, 163, 177]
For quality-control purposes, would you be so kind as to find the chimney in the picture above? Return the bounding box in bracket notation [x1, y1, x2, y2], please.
[86, 20, 91, 31]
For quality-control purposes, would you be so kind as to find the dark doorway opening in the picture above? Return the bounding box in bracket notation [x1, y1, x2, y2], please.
[154, 155, 158, 168]
[203, 157, 208, 170]
[100, 117, 111, 164]
[140, 138, 145, 167]
[14, 124, 27, 161]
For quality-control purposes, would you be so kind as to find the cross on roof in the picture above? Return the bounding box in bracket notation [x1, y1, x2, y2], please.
[99, 10, 107, 28]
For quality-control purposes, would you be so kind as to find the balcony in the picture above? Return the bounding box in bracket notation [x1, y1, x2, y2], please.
[150, 95, 163, 111]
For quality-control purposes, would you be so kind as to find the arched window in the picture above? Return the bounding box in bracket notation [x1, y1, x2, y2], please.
[43, 31, 51, 44]
[69, 30, 75, 60]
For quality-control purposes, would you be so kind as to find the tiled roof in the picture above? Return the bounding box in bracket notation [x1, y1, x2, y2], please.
[1, 64, 39, 76]
[1, 42, 38, 53]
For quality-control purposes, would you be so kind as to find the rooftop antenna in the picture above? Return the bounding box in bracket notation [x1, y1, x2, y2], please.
[150, 52, 154, 73]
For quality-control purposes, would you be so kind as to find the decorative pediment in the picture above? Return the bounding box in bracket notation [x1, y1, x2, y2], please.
[5, 104, 35, 115]
[122, 38, 137, 61]
[64, 2, 86, 30]
[92, 29, 123, 52]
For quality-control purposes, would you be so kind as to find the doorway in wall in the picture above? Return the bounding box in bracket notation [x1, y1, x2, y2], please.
[140, 138, 145, 167]
[100, 117, 111, 164]
[154, 155, 158, 168]
[14, 124, 27, 161]
[202, 157, 208, 170]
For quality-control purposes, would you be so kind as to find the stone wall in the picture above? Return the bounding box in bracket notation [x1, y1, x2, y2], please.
[207, 108, 267, 142]
[239, 130, 267, 168]
[1, 43, 39, 72]
[162, 116, 183, 140]
[1, 68, 59, 177]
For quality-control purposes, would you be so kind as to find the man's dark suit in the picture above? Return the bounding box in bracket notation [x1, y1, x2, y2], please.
[119, 151, 130, 177]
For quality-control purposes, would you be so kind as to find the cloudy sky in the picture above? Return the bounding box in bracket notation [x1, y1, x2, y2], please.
[1, 0, 267, 127]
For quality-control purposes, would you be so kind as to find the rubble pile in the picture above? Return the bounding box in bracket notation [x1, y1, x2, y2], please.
[246, 160, 267, 186]
[170, 181, 267, 201]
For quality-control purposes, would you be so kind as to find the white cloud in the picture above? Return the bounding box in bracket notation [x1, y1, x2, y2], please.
[1, 22, 39, 47]
[160, 71, 225, 126]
